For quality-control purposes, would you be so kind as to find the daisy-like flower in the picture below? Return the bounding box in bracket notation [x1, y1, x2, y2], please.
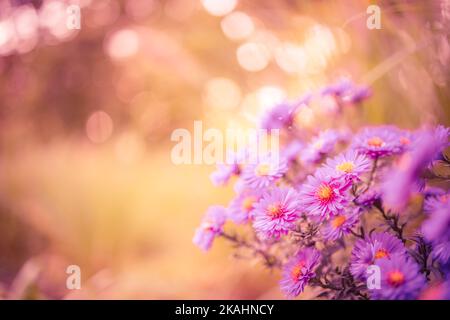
[210, 163, 240, 187]
[371, 254, 426, 300]
[260, 102, 296, 131]
[228, 189, 262, 224]
[321, 78, 371, 105]
[299, 168, 350, 221]
[300, 129, 341, 165]
[193, 206, 227, 252]
[352, 126, 403, 158]
[323, 149, 371, 185]
[280, 248, 321, 298]
[350, 232, 407, 280]
[252, 187, 301, 239]
[396, 129, 414, 152]
[209, 150, 247, 187]
[321, 208, 361, 241]
[242, 153, 288, 189]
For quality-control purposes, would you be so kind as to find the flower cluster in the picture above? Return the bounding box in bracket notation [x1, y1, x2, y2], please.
[193, 79, 450, 300]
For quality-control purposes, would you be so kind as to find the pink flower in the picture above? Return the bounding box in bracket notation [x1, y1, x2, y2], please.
[352, 126, 403, 158]
[321, 208, 361, 241]
[323, 149, 371, 186]
[300, 130, 341, 165]
[253, 187, 301, 239]
[193, 206, 227, 252]
[242, 153, 288, 189]
[280, 248, 321, 298]
[228, 189, 262, 224]
[299, 168, 350, 221]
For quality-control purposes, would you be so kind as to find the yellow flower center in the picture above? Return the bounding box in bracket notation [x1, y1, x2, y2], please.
[200, 222, 214, 231]
[313, 139, 324, 150]
[331, 215, 347, 228]
[241, 196, 256, 212]
[255, 163, 271, 176]
[440, 194, 449, 203]
[387, 271, 405, 287]
[374, 249, 390, 260]
[316, 184, 334, 202]
[267, 203, 283, 218]
[400, 137, 410, 145]
[367, 136, 384, 148]
[291, 261, 306, 281]
[336, 161, 355, 173]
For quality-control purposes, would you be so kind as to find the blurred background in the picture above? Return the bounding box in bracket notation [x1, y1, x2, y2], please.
[0, 0, 449, 299]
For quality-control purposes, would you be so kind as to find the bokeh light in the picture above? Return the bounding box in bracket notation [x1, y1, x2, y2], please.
[105, 28, 140, 60]
[201, 0, 237, 17]
[236, 42, 271, 72]
[221, 11, 254, 41]
[86, 111, 114, 143]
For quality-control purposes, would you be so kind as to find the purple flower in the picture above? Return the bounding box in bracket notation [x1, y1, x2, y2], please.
[261, 102, 296, 130]
[350, 232, 407, 280]
[323, 149, 371, 185]
[424, 189, 449, 214]
[260, 95, 310, 131]
[432, 242, 450, 266]
[280, 248, 321, 298]
[282, 140, 304, 163]
[209, 151, 244, 186]
[193, 206, 227, 252]
[300, 130, 341, 165]
[382, 127, 450, 210]
[420, 281, 450, 300]
[228, 188, 262, 224]
[396, 129, 415, 152]
[321, 78, 371, 105]
[321, 208, 361, 241]
[433, 125, 450, 152]
[253, 187, 301, 239]
[422, 203, 450, 264]
[210, 164, 239, 186]
[355, 188, 381, 208]
[242, 153, 288, 189]
[299, 168, 350, 221]
[342, 85, 372, 104]
[371, 254, 426, 300]
[321, 78, 354, 97]
[352, 126, 403, 158]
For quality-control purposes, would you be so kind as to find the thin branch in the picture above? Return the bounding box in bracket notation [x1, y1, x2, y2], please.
[220, 231, 282, 268]
[374, 201, 406, 243]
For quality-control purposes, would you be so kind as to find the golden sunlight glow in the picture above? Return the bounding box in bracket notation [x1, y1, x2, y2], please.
[203, 77, 241, 110]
